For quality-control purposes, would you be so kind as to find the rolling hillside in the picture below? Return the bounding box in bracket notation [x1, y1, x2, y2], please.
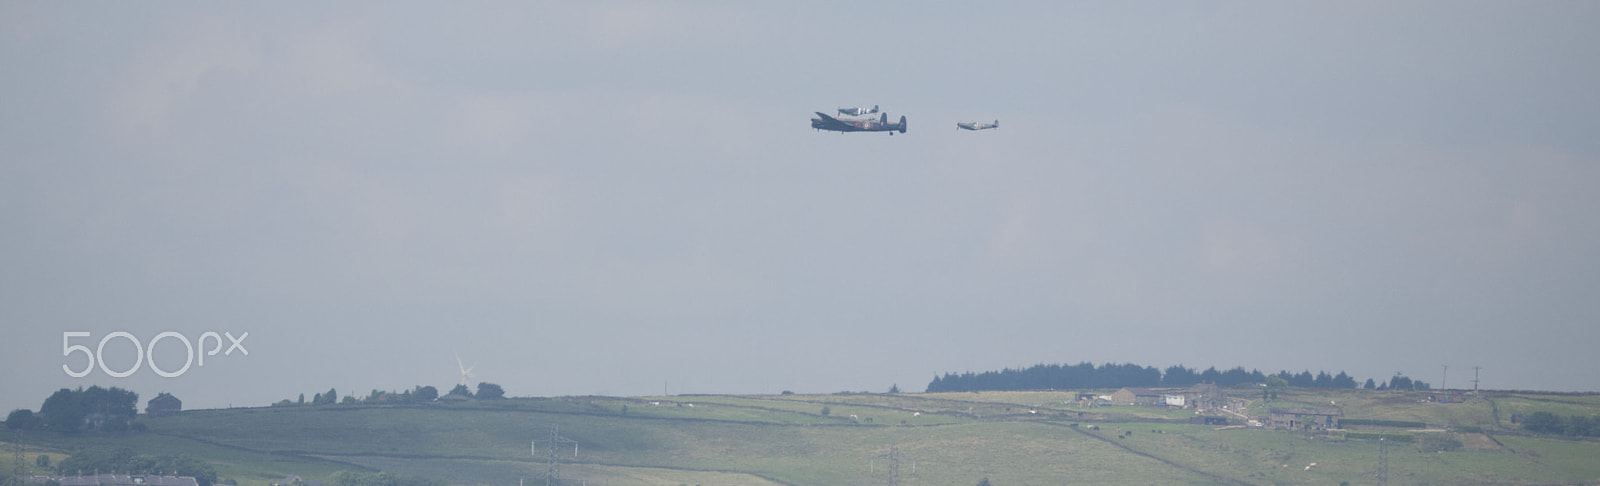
[10, 388, 1600, 485]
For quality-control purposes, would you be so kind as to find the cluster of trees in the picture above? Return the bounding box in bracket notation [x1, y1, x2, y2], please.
[46, 447, 219, 486]
[5, 386, 139, 433]
[276, 390, 338, 407]
[926, 362, 1375, 392]
[1265, 370, 1360, 389]
[1362, 375, 1432, 390]
[272, 383, 504, 407]
[277, 386, 425, 407]
[1161, 365, 1265, 387]
[449, 382, 504, 399]
[1521, 411, 1600, 437]
[927, 362, 1162, 392]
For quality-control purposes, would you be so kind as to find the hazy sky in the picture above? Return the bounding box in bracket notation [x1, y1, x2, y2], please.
[4, 2, 1599, 413]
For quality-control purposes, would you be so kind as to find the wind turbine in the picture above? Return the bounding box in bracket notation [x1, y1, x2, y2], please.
[455, 352, 477, 387]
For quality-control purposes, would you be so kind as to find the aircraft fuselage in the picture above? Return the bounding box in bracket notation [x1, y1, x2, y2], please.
[957, 120, 999, 131]
[838, 105, 880, 117]
[811, 112, 907, 135]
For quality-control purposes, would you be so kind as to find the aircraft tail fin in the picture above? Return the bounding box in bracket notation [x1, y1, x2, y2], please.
[899, 115, 907, 133]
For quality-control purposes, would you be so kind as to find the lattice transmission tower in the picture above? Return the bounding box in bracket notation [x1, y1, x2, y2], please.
[871, 443, 915, 486]
[533, 425, 577, 486]
[13, 431, 26, 481]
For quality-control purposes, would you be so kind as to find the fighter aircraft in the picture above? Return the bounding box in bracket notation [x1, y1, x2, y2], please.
[811, 111, 907, 135]
[838, 105, 880, 117]
[957, 120, 999, 131]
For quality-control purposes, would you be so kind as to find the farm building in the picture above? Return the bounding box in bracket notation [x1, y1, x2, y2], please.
[1269, 407, 1342, 429]
[1184, 383, 1227, 410]
[1110, 387, 1161, 405]
[146, 392, 182, 417]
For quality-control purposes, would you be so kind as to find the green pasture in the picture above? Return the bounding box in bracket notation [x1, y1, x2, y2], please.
[1490, 394, 1600, 424]
[9, 389, 1600, 485]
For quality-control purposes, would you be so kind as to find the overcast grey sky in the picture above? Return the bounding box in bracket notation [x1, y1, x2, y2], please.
[4, 2, 1599, 413]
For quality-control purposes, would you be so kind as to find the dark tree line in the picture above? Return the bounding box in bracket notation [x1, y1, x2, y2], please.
[926, 362, 1365, 392]
[439, 382, 504, 399]
[926, 362, 1161, 392]
[1269, 370, 1360, 389]
[1522, 411, 1600, 437]
[1362, 374, 1432, 390]
[274, 385, 439, 407]
[5, 387, 138, 433]
[1165, 366, 1272, 387]
[271, 382, 505, 407]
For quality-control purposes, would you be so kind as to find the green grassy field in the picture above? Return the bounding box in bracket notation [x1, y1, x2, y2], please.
[8, 388, 1600, 485]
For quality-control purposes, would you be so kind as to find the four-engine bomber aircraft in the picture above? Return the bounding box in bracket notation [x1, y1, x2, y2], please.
[812, 111, 907, 135]
[838, 105, 880, 117]
[957, 120, 999, 131]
